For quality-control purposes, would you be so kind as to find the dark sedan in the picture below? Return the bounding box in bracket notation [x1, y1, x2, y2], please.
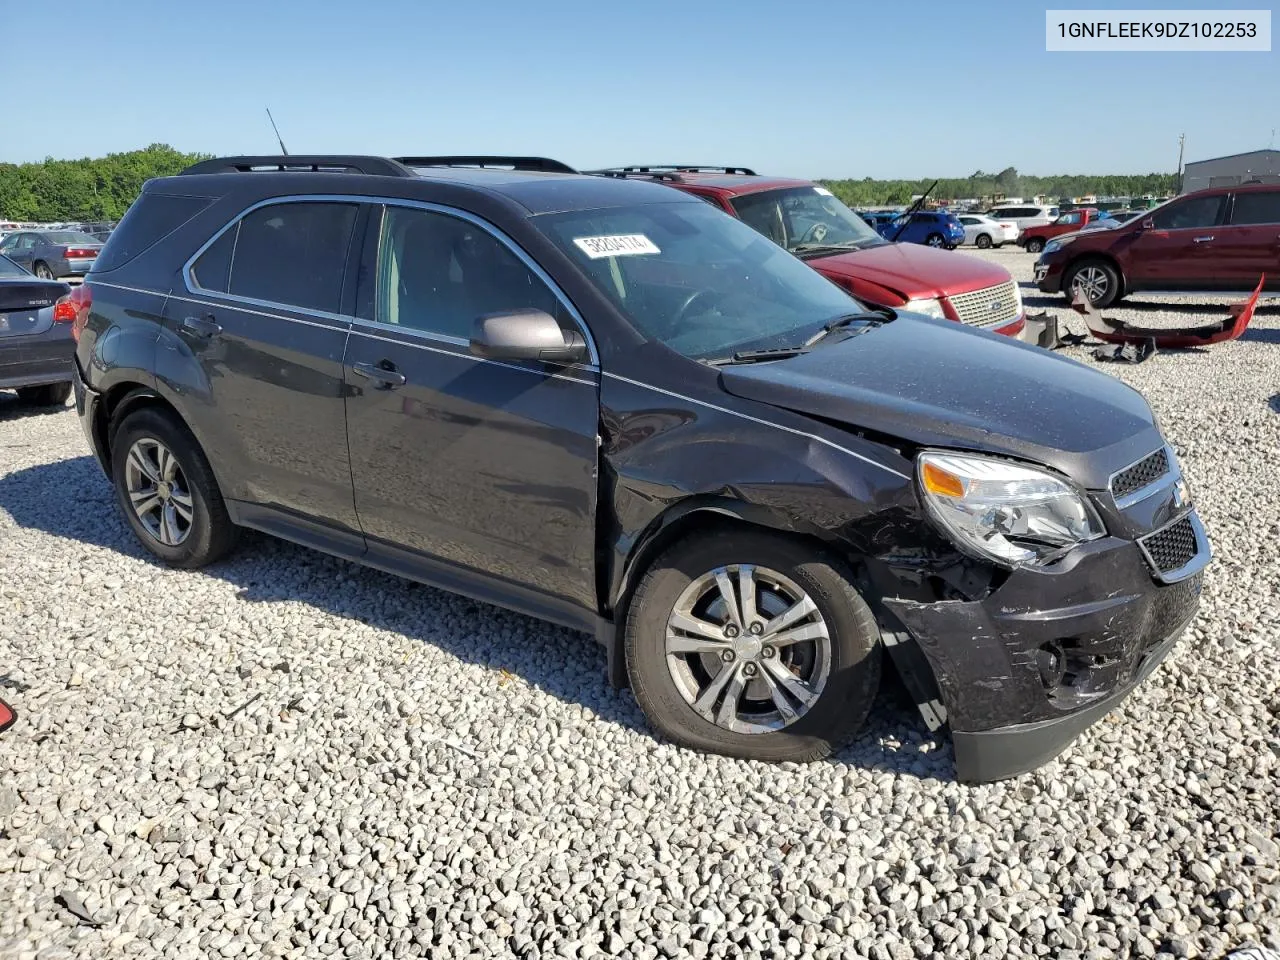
[0, 254, 74, 405]
[0, 229, 103, 280]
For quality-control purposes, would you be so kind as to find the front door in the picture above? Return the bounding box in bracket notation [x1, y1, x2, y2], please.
[343, 204, 600, 617]
[165, 199, 365, 533]
[1125, 193, 1227, 290]
[0, 233, 36, 271]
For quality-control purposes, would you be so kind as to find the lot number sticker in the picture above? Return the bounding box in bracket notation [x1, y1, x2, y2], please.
[573, 234, 661, 259]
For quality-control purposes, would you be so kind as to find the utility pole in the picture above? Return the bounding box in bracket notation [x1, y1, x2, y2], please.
[1176, 133, 1185, 177]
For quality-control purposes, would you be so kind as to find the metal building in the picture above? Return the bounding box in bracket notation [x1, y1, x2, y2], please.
[1181, 149, 1280, 193]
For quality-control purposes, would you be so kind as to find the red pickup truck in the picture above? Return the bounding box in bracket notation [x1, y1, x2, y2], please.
[1020, 209, 1109, 253]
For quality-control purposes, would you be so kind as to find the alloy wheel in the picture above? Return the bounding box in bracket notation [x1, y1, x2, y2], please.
[34, 264, 54, 279]
[1071, 265, 1109, 303]
[124, 438, 194, 546]
[664, 564, 831, 734]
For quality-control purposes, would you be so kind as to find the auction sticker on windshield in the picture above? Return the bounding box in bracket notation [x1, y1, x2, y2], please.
[573, 234, 661, 259]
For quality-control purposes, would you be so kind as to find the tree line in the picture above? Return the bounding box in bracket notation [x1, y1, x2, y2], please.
[819, 166, 1180, 207]
[0, 148, 1182, 222]
[0, 144, 210, 222]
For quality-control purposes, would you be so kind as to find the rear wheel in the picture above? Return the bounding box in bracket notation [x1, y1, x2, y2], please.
[1063, 259, 1121, 308]
[16, 382, 71, 406]
[625, 528, 881, 762]
[32, 262, 54, 280]
[925, 233, 945, 248]
[1024, 237, 1045, 254]
[975, 233, 993, 249]
[110, 407, 239, 568]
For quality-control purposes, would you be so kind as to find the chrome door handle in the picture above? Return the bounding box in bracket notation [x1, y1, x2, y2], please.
[351, 361, 406, 388]
[1192, 235, 1215, 243]
[182, 315, 222, 338]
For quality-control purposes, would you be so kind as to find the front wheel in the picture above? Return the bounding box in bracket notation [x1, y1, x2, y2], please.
[925, 233, 945, 248]
[110, 407, 240, 568]
[1063, 259, 1122, 308]
[975, 233, 993, 249]
[625, 529, 882, 762]
[1024, 237, 1045, 254]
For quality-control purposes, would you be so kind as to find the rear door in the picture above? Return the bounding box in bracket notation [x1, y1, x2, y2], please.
[1217, 189, 1280, 290]
[343, 202, 601, 620]
[166, 198, 365, 536]
[0, 233, 36, 271]
[1124, 193, 1227, 289]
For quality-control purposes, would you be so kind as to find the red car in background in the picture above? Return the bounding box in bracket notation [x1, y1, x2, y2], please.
[1019, 208, 1107, 253]
[589, 166, 1026, 337]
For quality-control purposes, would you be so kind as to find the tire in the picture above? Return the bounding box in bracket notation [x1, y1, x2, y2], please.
[1063, 258, 1122, 309]
[32, 262, 54, 280]
[625, 528, 882, 762]
[925, 233, 945, 248]
[975, 233, 993, 249]
[16, 382, 71, 406]
[1024, 237, 1045, 254]
[110, 407, 240, 568]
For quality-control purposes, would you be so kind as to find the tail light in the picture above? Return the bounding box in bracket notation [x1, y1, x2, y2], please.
[64, 247, 97, 259]
[57, 284, 93, 342]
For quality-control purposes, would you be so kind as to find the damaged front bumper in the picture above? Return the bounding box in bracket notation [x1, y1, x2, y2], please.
[883, 512, 1210, 782]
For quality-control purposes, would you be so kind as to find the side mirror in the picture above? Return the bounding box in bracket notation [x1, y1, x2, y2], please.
[1141, 217, 1155, 230]
[470, 309, 588, 364]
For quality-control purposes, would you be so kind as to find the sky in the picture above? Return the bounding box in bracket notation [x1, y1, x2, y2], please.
[1, 0, 1276, 178]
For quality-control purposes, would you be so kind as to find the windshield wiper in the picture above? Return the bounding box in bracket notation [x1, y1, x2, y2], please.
[702, 345, 813, 366]
[803, 312, 885, 347]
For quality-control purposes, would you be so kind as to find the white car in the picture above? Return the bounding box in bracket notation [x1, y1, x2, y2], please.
[986, 204, 1059, 232]
[957, 214, 1019, 249]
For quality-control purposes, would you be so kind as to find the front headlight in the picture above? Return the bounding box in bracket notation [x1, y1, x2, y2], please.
[1043, 235, 1078, 255]
[917, 451, 1106, 566]
[902, 297, 946, 320]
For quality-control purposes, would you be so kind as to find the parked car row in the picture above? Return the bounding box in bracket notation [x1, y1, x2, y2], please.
[36, 153, 1211, 784]
[0, 229, 104, 280]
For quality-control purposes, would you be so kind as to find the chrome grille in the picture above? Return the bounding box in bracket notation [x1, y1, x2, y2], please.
[1139, 516, 1198, 575]
[1112, 448, 1170, 499]
[947, 279, 1021, 328]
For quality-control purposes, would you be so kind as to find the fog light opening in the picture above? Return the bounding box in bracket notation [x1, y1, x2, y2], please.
[1035, 642, 1066, 690]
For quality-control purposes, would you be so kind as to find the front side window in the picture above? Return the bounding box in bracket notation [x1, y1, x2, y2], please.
[192, 202, 358, 314]
[1150, 195, 1225, 230]
[376, 206, 561, 340]
[535, 200, 865, 361]
[730, 186, 886, 254]
[1231, 190, 1280, 225]
[1057, 212, 1083, 225]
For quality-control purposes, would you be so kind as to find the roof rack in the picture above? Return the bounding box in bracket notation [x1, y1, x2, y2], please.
[592, 165, 758, 179]
[393, 155, 577, 174]
[179, 156, 415, 177]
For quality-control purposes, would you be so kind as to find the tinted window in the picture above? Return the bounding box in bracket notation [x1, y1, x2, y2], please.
[95, 193, 212, 273]
[225, 202, 359, 313]
[191, 225, 236, 292]
[1058, 212, 1083, 225]
[1150, 195, 1224, 230]
[44, 231, 98, 244]
[376, 206, 561, 340]
[959, 217, 979, 225]
[1231, 190, 1280, 225]
[994, 207, 1030, 218]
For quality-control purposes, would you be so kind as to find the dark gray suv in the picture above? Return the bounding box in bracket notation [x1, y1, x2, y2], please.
[67, 155, 1210, 781]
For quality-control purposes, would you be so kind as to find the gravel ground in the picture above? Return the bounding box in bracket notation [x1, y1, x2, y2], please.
[1, 251, 1278, 960]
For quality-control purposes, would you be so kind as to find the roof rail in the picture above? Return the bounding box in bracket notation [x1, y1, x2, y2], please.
[585, 168, 686, 182]
[601, 165, 758, 176]
[393, 155, 577, 174]
[178, 156, 415, 177]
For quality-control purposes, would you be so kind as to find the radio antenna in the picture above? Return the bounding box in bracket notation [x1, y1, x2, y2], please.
[266, 107, 289, 155]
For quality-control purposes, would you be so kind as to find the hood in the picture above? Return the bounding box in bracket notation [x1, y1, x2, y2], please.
[718, 315, 1164, 489]
[809, 243, 1011, 300]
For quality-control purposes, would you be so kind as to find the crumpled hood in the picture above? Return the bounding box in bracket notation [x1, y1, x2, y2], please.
[718, 315, 1164, 489]
[810, 243, 1012, 299]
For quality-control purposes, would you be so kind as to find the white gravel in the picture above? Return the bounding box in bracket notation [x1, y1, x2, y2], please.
[1, 251, 1278, 960]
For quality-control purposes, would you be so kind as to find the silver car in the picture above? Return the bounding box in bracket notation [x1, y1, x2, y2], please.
[0, 229, 104, 280]
[957, 214, 1019, 249]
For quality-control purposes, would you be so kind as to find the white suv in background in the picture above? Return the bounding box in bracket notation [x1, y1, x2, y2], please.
[957, 214, 1019, 248]
[987, 204, 1059, 232]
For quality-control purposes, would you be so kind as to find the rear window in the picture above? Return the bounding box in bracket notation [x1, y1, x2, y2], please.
[93, 193, 213, 273]
[1231, 190, 1280, 225]
[45, 231, 98, 243]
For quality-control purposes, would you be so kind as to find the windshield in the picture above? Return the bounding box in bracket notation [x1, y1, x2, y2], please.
[535, 201, 870, 361]
[0, 254, 29, 278]
[728, 186, 886, 254]
[44, 231, 98, 243]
